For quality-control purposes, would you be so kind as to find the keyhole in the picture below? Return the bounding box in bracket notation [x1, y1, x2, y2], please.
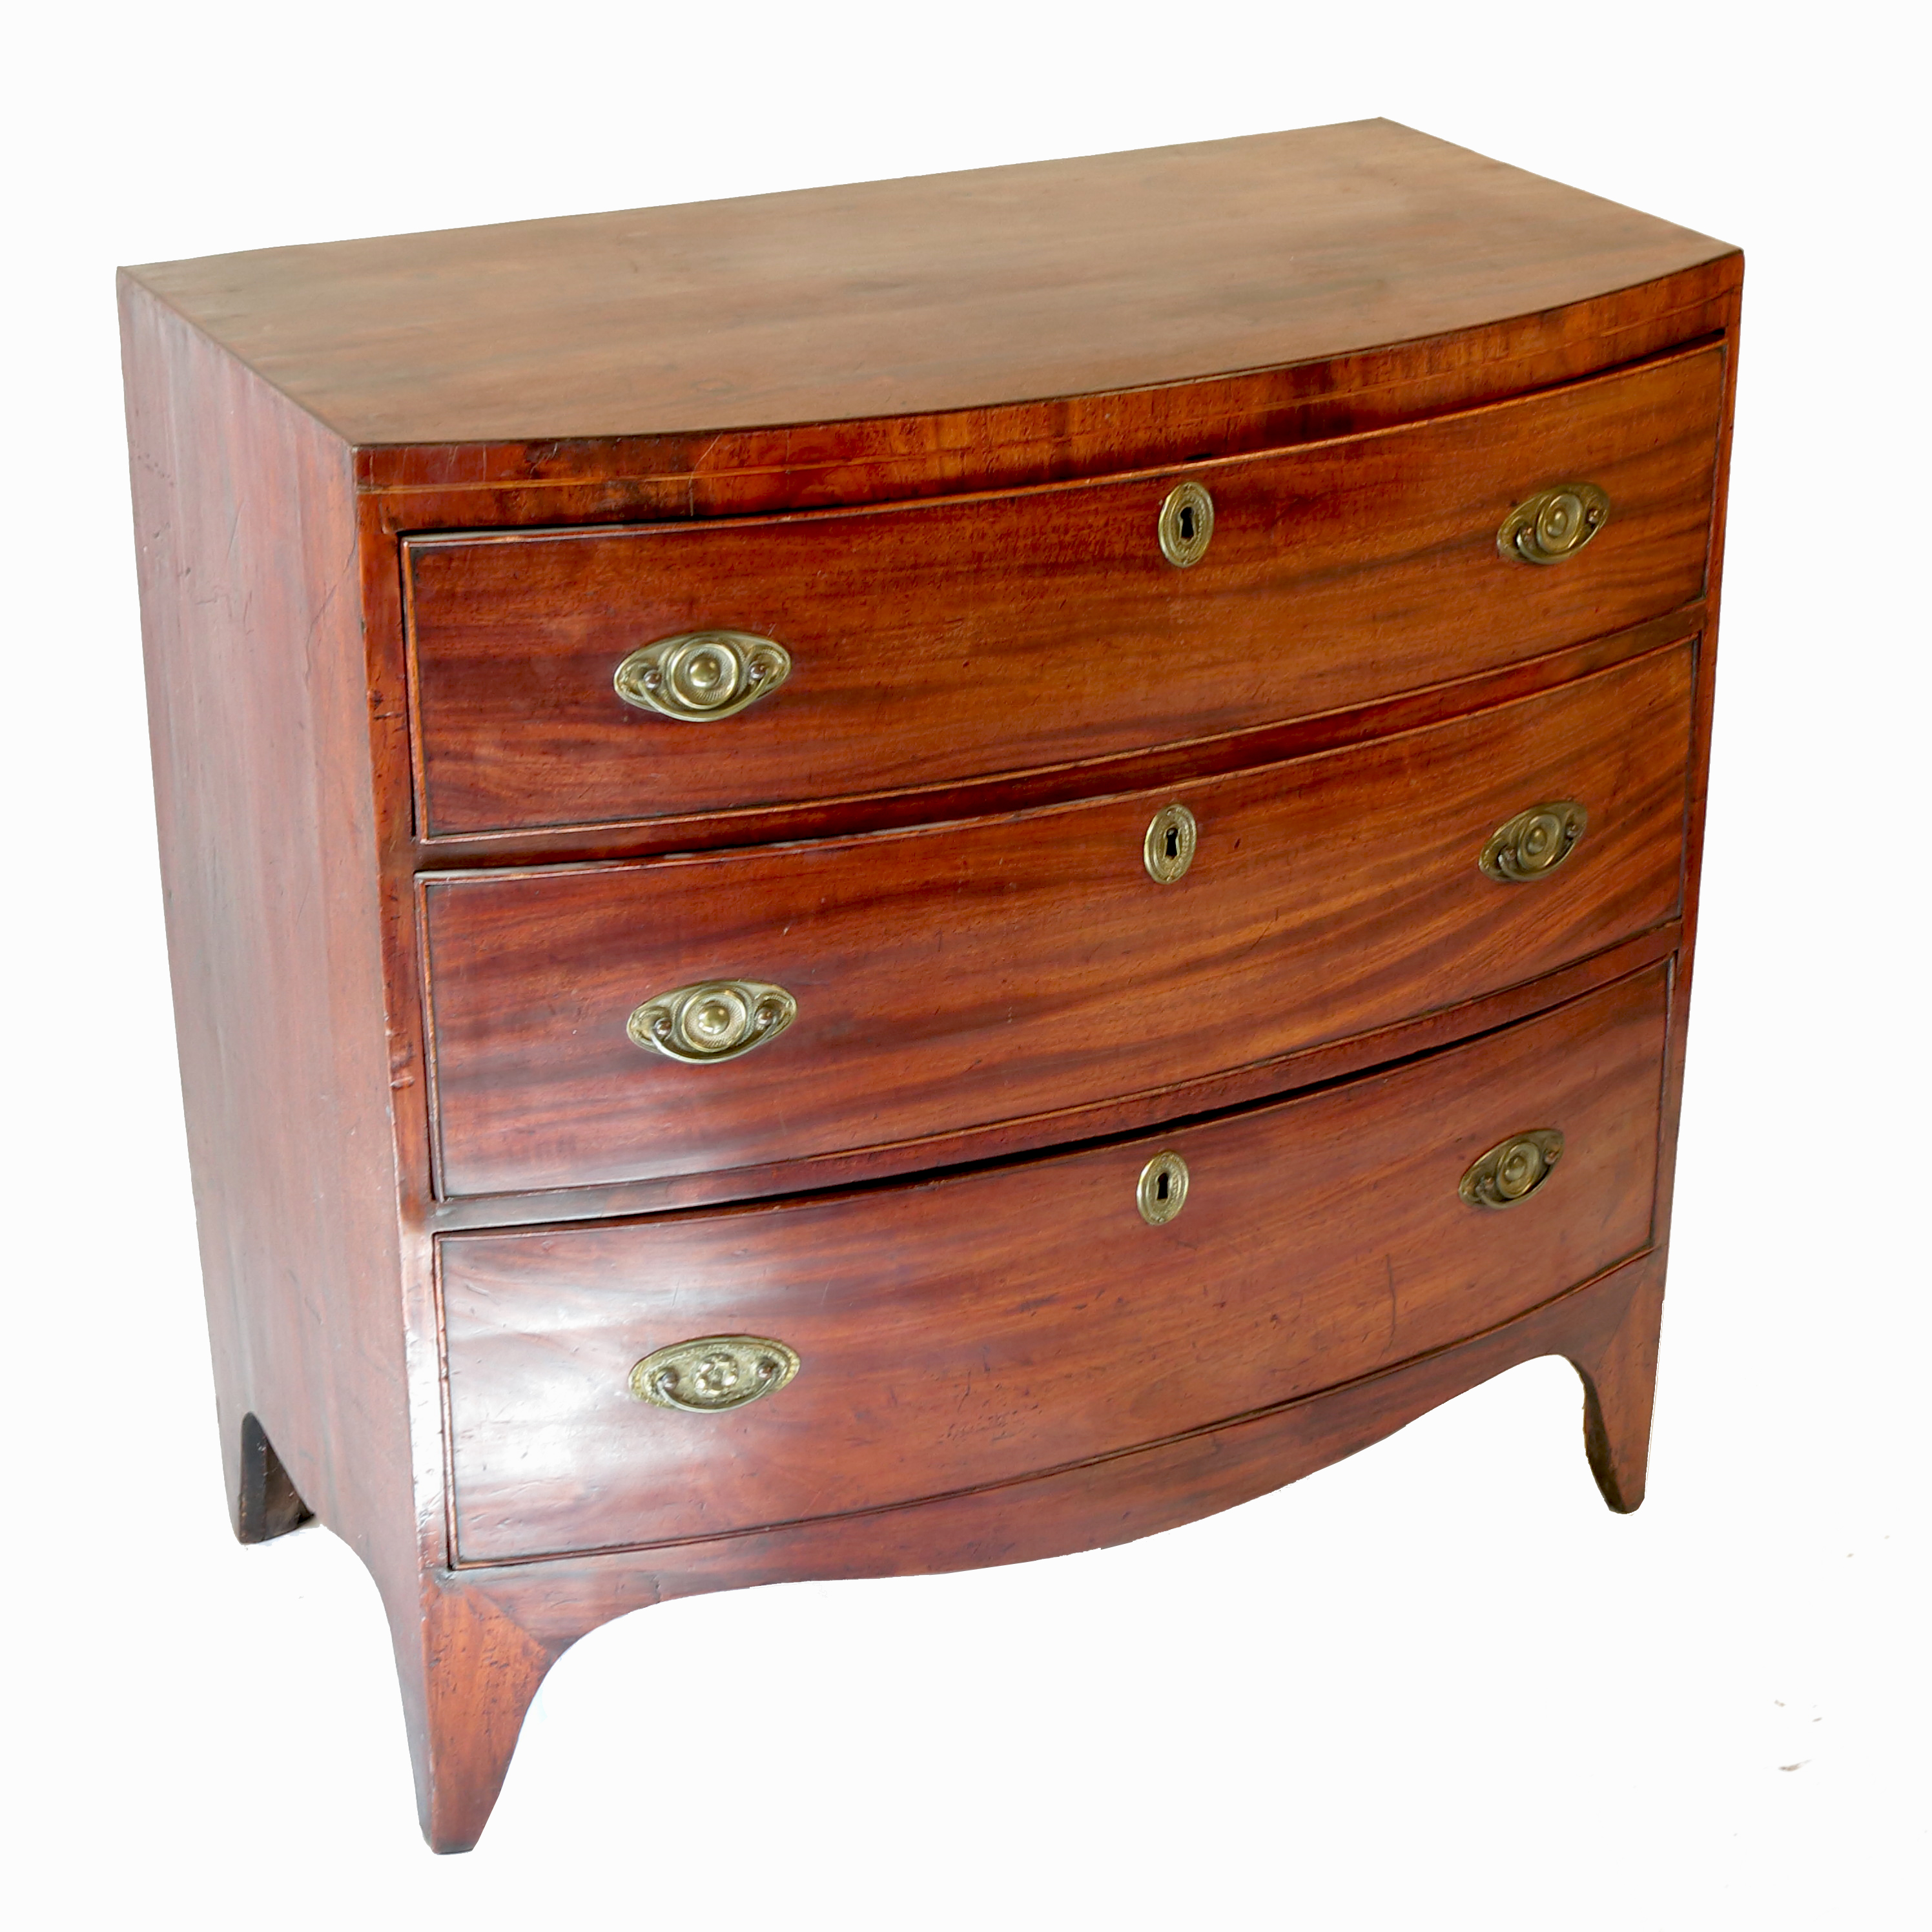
[1144, 801, 1197, 883]
[1158, 482, 1213, 568]
[1137, 1149, 1190, 1224]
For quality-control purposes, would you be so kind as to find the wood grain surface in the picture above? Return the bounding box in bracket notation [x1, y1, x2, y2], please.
[119, 277, 418, 1565]
[417, 1245, 1669, 1849]
[405, 345, 1721, 836]
[386, 613, 1694, 870]
[355, 277, 1736, 530]
[441, 965, 1666, 1562]
[124, 121, 1732, 447]
[420, 923, 1678, 1231]
[423, 643, 1691, 1196]
[120, 122, 1738, 1852]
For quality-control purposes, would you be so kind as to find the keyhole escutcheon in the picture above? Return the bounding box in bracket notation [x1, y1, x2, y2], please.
[1158, 480, 1215, 568]
[1137, 1151, 1191, 1226]
[1144, 801, 1198, 883]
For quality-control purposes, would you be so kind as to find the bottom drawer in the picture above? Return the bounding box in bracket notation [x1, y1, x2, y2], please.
[442, 964, 1669, 1563]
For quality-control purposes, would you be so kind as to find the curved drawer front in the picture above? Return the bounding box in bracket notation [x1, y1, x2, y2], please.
[442, 965, 1669, 1563]
[422, 643, 1692, 1197]
[404, 345, 1722, 837]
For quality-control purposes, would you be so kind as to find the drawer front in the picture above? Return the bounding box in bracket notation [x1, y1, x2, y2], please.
[442, 965, 1669, 1562]
[422, 643, 1691, 1197]
[405, 347, 1721, 837]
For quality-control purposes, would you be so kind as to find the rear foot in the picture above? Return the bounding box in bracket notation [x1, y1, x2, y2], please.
[235, 1412, 313, 1543]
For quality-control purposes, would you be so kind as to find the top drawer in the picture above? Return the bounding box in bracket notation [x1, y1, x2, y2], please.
[404, 345, 1723, 839]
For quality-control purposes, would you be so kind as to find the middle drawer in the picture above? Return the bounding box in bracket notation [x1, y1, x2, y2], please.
[421, 642, 1691, 1197]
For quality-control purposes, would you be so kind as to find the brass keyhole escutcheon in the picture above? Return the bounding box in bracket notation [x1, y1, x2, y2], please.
[1137, 1150, 1191, 1226]
[1497, 483, 1610, 565]
[1158, 480, 1215, 568]
[1144, 801, 1198, 883]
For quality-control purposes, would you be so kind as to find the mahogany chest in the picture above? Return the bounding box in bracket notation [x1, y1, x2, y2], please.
[119, 120, 1740, 1850]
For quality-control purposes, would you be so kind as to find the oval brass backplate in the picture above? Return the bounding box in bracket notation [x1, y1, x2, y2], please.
[1144, 801, 1198, 883]
[1459, 1129, 1565, 1210]
[630, 1335, 801, 1413]
[1158, 480, 1214, 568]
[627, 979, 797, 1064]
[1497, 483, 1610, 565]
[1479, 801, 1587, 883]
[613, 630, 791, 721]
[1137, 1150, 1191, 1226]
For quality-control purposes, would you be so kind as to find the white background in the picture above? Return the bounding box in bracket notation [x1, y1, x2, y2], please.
[3, 3, 1926, 1925]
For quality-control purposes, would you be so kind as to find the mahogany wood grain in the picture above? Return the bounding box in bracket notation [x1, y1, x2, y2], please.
[1652, 289, 1742, 1269]
[119, 278, 418, 1567]
[424, 919, 1681, 1230]
[441, 966, 1667, 1561]
[415, 1246, 1669, 1849]
[120, 277, 468, 1843]
[359, 293, 1737, 534]
[405, 347, 1721, 837]
[120, 127, 1735, 1854]
[423, 646, 1691, 1196]
[409, 1576, 559, 1855]
[1578, 1254, 1667, 1513]
[391, 610, 1698, 870]
[125, 122, 1733, 451]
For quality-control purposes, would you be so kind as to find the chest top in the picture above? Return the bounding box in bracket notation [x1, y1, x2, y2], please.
[125, 119, 1734, 449]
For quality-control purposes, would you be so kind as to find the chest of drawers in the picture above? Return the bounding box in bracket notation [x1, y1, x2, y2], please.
[119, 120, 1740, 1851]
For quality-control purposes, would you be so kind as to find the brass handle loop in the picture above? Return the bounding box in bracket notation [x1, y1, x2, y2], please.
[1497, 484, 1610, 565]
[1479, 801, 1587, 883]
[630, 1337, 801, 1413]
[627, 979, 797, 1064]
[1460, 1129, 1565, 1209]
[613, 631, 791, 720]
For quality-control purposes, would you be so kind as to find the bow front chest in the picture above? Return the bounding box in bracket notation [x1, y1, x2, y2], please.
[119, 120, 1740, 1850]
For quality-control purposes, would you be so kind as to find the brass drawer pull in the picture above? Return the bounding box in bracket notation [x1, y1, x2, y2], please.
[1158, 480, 1214, 568]
[630, 1335, 801, 1413]
[627, 979, 797, 1063]
[613, 630, 791, 720]
[1137, 1150, 1190, 1225]
[1144, 801, 1198, 882]
[1497, 483, 1610, 564]
[1460, 1129, 1565, 1209]
[1479, 801, 1587, 882]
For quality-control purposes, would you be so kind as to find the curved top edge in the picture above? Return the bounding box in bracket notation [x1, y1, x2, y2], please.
[124, 121, 1738, 451]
